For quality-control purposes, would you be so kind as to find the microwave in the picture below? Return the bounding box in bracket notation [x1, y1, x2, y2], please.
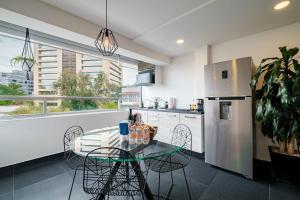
[136, 72, 155, 84]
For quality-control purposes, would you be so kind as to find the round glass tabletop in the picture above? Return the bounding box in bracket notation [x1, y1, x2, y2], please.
[73, 127, 183, 162]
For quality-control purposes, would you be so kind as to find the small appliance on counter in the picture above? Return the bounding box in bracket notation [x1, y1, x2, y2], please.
[164, 101, 168, 109]
[196, 99, 204, 112]
[189, 99, 204, 112]
[168, 97, 176, 109]
[154, 98, 159, 109]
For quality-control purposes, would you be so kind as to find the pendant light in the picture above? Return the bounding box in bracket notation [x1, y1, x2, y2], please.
[21, 28, 35, 80]
[95, 0, 118, 56]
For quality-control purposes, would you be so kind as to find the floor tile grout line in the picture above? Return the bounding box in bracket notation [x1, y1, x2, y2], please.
[197, 171, 220, 200]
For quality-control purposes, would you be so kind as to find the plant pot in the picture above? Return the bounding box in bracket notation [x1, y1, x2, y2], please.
[287, 138, 295, 155]
[269, 146, 300, 183]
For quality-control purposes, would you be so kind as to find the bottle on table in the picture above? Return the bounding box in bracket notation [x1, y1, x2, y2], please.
[128, 108, 134, 125]
[143, 127, 150, 144]
[135, 126, 143, 145]
[129, 125, 136, 145]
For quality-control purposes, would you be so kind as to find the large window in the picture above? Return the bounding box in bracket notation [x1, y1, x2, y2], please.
[0, 28, 139, 118]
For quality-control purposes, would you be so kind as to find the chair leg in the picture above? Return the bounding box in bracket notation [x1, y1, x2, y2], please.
[144, 165, 150, 183]
[182, 168, 192, 200]
[141, 192, 145, 200]
[170, 169, 174, 185]
[158, 172, 161, 200]
[68, 168, 78, 200]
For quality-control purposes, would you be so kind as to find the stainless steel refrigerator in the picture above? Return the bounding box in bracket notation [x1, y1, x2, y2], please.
[204, 57, 253, 178]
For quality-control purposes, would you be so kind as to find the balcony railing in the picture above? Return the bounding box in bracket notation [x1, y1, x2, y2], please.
[0, 95, 122, 118]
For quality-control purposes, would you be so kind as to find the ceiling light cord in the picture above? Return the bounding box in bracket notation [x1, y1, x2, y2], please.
[106, 0, 108, 29]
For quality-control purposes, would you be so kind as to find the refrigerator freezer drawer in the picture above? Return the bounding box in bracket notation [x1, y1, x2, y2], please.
[204, 97, 253, 178]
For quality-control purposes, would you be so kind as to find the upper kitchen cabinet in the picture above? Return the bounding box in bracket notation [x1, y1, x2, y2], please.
[136, 62, 162, 86]
[204, 57, 253, 97]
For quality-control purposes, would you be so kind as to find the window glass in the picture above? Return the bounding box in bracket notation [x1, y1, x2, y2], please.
[0, 32, 139, 117]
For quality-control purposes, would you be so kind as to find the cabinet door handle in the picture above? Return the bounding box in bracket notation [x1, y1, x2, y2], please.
[184, 115, 196, 119]
[168, 114, 177, 117]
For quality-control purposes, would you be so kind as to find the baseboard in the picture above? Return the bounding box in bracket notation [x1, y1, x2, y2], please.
[191, 151, 205, 159]
[0, 152, 64, 172]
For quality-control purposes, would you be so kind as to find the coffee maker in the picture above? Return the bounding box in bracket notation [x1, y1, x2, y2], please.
[196, 99, 204, 112]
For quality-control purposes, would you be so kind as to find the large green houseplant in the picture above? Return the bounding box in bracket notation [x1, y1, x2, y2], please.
[250, 46, 300, 155]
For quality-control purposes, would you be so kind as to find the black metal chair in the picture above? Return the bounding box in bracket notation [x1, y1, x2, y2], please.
[144, 124, 192, 200]
[83, 147, 146, 200]
[63, 125, 85, 200]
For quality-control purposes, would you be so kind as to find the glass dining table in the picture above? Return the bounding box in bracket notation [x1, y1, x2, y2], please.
[72, 126, 183, 200]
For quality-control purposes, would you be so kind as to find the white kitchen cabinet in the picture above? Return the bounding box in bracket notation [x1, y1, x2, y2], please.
[131, 109, 204, 153]
[147, 111, 160, 126]
[156, 112, 180, 144]
[180, 113, 204, 153]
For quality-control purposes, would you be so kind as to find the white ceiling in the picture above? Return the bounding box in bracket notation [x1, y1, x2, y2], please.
[40, 0, 300, 57]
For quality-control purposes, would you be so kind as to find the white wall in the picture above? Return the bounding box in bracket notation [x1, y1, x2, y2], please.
[143, 46, 209, 109]
[142, 22, 300, 161]
[0, 111, 127, 168]
[211, 22, 300, 66]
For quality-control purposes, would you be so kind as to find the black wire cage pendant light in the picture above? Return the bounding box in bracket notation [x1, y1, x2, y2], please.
[21, 28, 35, 80]
[95, 0, 118, 56]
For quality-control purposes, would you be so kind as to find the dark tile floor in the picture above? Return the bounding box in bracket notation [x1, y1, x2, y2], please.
[0, 155, 299, 200]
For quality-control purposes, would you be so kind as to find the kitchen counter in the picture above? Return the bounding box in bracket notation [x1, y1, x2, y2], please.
[131, 107, 205, 153]
[131, 107, 204, 115]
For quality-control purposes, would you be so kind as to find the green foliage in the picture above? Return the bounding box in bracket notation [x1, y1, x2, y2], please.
[250, 46, 300, 143]
[99, 101, 118, 109]
[108, 83, 122, 98]
[9, 103, 42, 115]
[54, 69, 78, 96]
[48, 106, 70, 113]
[54, 69, 97, 110]
[10, 55, 35, 69]
[54, 70, 121, 111]
[93, 72, 110, 96]
[0, 83, 25, 105]
[0, 83, 25, 95]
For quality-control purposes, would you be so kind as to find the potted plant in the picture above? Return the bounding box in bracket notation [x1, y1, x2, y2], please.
[11, 55, 35, 80]
[251, 46, 300, 182]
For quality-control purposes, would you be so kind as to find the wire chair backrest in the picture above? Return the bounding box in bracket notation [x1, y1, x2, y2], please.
[83, 147, 145, 198]
[63, 126, 84, 163]
[171, 124, 192, 164]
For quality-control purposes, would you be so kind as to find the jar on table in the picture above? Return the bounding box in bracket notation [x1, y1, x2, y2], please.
[129, 125, 136, 145]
